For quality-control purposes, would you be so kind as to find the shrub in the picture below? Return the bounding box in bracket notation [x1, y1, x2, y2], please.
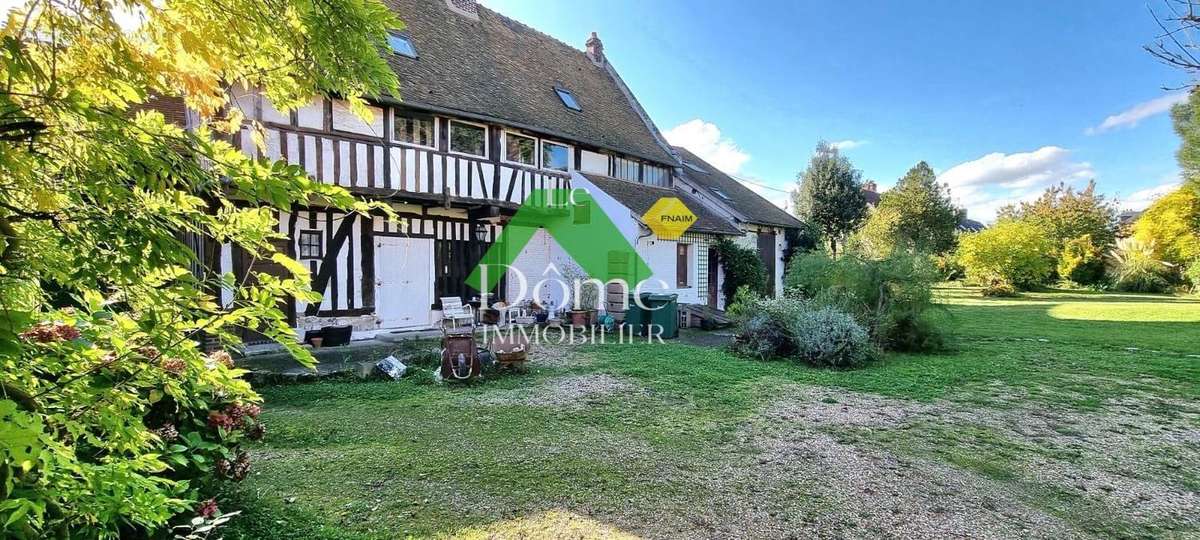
[730, 297, 810, 360]
[726, 285, 762, 321]
[1057, 234, 1106, 285]
[787, 306, 874, 368]
[731, 298, 873, 368]
[1108, 237, 1172, 293]
[715, 237, 768, 304]
[784, 251, 945, 352]
[1131, 187, 1200, 265]
[1186, 259, 1200, 294]
[957, 220, 1054, 290]
[981, 281, 1019, 297]
[934, 252, 965, 281]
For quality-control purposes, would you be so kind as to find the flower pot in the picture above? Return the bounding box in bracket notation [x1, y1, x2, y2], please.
[587, 309, 598, 326]
[311, 337, 324, 349]
[570, 310, 589, 327]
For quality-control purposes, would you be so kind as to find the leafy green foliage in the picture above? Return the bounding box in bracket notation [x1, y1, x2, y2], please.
[957, 220, 1055, 291]
[1171, 90, 1200, 181]
[1185, 259, 1200, 294]
[1107, 238, 1172, 293]
[1057, 235, 1106, 286]
[786, 305, 874, 368]
[731, 297, 809, 361]
[715, 237, 767, 305]
[784, 251, 945, 352]
[996, 181, 1118, 251]
[0, 0, 401, 537]
[726, 285, 762, 321]
[1132, 187, 1200, 266]
[731, 296, 874, 368]
[792, 142, 868, 256]
[854, 162, 964, 257]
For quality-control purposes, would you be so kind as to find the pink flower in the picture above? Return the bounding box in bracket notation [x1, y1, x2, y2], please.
[160, 357, 186, 375]
[208, 350, 234, 369]
[197, 498, 219, 518]
[207, 411, 236, 430]
[20, 321, 79, 343]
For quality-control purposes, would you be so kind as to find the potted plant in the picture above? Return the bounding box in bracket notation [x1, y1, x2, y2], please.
[562, 265, 596, 327]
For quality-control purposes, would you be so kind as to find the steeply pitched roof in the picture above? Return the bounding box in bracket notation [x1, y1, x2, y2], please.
[579, 173, 742, 236]
[381, 0, 676, 165]
[673, 146, 804, 229]
[958, 218, 985, 232]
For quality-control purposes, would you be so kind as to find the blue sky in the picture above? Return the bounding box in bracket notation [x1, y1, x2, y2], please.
[486, 0, 1190, 221]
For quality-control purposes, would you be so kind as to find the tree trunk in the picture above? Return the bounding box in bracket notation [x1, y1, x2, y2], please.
[829, 236, 838, 258]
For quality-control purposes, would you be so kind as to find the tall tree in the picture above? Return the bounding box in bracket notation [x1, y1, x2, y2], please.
[793, 142, 868, 257]
[855, 161, 964, 256]
[0, 0, 400, 535]
[996, 181, 1118, 249]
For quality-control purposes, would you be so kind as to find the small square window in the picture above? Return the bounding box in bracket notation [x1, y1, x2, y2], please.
[504, 132, 536, 165]
[394, 110, 434, 147]
[449, 121, 486, 157]
[298, 230, 323, 259]
[542, 141, 570, 171]
[555, 87, 581, 111]
[387, 33, 417, 58]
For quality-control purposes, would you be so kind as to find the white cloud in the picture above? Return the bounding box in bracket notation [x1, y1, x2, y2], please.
[829, 139, 867, 151]
[1086, 92, 1189, 135]
[664, 119, 750, 175]
[938, 146, 1095, 222]
[1119, 179, 1181, 211]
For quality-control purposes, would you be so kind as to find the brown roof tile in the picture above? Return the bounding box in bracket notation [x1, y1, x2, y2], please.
[382, 0, 675, 165]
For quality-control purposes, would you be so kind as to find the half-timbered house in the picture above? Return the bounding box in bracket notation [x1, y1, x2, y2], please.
[196, 0, 808, 341]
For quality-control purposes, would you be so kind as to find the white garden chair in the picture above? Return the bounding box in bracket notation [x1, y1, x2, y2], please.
[439, 296, 475, 331]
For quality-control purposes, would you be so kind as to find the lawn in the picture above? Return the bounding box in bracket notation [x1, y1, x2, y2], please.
[224, 285, 1200, 539]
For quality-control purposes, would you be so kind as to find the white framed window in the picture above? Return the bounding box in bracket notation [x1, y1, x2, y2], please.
[644, 164, 669, 187]
[541, 140, 571, 172]
[298, 230, 323, 260]
[613, 156, 639, 181]
[502, 131, 536, 166]
[448, 120, 487, 158]
[392, 109, 436, 149]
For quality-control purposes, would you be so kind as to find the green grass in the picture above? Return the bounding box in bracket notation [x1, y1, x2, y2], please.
[223, 285, 1200, 539]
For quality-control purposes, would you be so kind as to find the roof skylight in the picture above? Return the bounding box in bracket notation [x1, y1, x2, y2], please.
[555, 87, 581, 111]
[387, 33, 417, 58]
[710, 187, 732, 201]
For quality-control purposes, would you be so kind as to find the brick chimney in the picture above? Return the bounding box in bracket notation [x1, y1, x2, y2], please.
[445, 0, 479, 20]
[586, 32, 605, 66]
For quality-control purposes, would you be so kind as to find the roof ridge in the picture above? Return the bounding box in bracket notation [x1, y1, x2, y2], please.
[474, 4, 593, 65]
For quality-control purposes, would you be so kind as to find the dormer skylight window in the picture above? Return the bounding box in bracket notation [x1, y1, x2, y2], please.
[555, 87, 581, 111]
[710, 187, 732, 201]
[387, 33, 417, 58]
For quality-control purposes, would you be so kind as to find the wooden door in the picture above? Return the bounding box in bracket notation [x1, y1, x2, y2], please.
[375, 236, 434, 328]
[757, 231, 776, 296]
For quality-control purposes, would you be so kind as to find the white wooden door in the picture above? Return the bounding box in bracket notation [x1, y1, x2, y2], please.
[375, 237, 433, 328]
